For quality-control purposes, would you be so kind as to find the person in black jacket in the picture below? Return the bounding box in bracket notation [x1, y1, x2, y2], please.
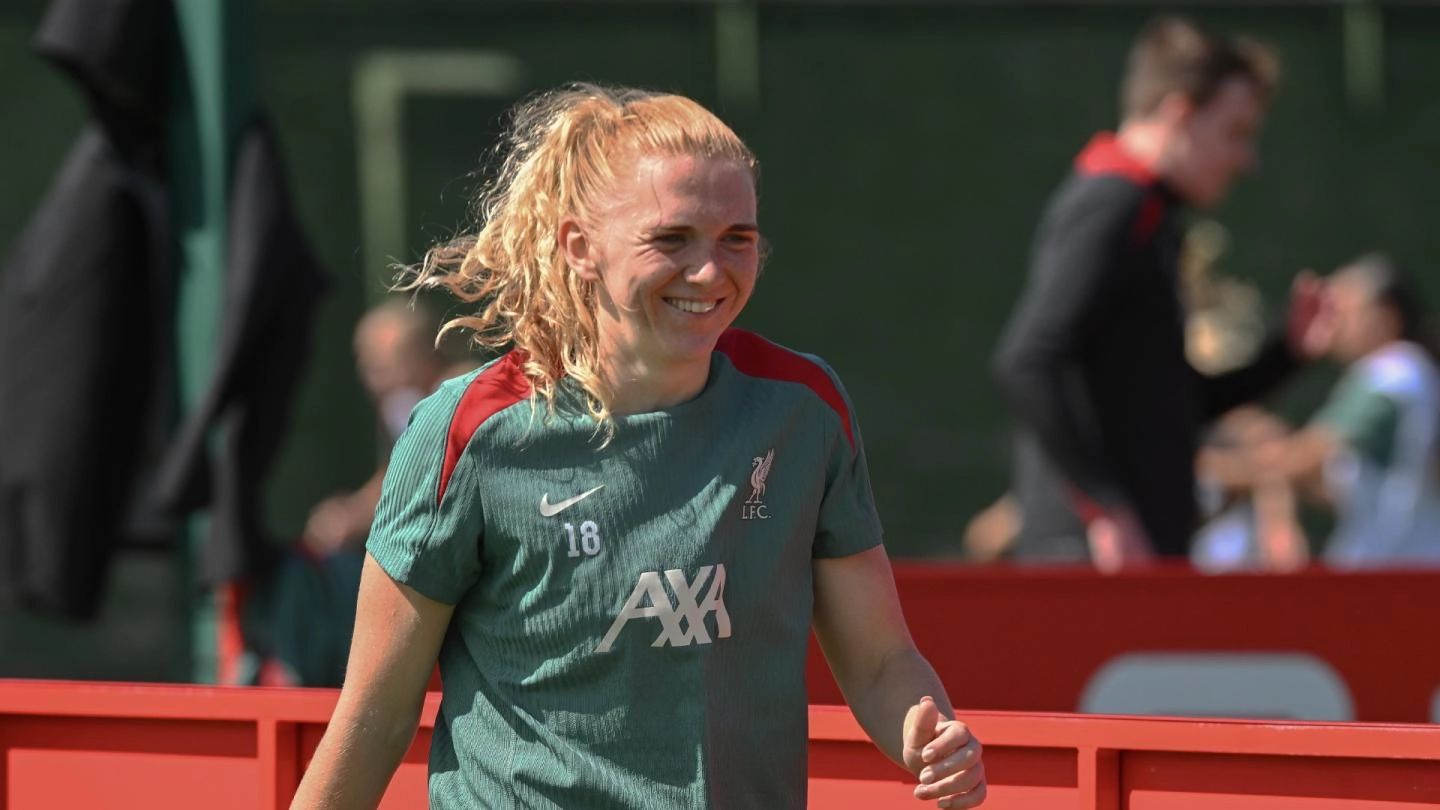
[993, 16, 1327, 571]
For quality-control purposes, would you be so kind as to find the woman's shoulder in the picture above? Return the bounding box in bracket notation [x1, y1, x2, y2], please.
[411, 351, 534, 438]
[713, 329, 858, 446]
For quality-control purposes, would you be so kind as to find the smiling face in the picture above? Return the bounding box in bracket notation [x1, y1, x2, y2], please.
[563, 153, 761, 391]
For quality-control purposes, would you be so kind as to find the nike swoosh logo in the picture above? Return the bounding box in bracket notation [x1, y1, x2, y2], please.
[539, 485, 605, 517]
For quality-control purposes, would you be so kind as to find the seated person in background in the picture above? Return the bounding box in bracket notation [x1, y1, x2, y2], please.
[1214, 254, 1440, 568]
[239, 298, 470, 687]
[301, 297, 458, 558]
[966, 411, 1309, 571]
[1192, 406, 1309, 572]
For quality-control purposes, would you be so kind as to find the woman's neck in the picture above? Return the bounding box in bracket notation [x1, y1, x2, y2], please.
[600, 354, 712, 416]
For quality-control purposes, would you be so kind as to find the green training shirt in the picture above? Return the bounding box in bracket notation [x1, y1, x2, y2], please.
[367, 328, 884, 809]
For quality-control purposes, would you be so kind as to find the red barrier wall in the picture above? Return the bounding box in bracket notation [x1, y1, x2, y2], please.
[2, 680, 1438, 809]
[214, 566, 1440, 722]
[806, 565, 1440, 724]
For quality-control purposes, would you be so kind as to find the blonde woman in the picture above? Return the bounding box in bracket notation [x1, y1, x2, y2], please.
[291, 84, 985, 809]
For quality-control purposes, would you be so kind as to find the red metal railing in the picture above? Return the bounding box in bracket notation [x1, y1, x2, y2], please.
[2, 680, 1437, 809]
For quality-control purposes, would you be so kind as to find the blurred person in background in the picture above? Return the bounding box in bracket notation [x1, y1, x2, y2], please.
[1184, 221, 1310, 572]
[961, 493, 1021, 563]
[1212, 254, 1440, 568]
[993, 15, 1328, 572]
[300, 297, 455, 558]
[1190, 405, 1310, 572]
[293, 83, 985, 809]
[969, 218, 1304, 569]
[963, 410, 1310, 570]
[236, 298, 467, 687]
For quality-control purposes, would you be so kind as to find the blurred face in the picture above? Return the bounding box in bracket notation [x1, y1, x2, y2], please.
[1164, 78, 1265, 209]
[1325, 274, 1397, 364]
[354, 317, 439, 400]
[355, 320, 407, 399]
[566, 153, 761, 380]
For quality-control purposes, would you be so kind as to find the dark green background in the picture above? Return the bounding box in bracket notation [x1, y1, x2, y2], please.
[2, 1, 1435, 679]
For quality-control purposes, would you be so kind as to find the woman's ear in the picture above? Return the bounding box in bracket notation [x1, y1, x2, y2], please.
[560, 217, 600, 282]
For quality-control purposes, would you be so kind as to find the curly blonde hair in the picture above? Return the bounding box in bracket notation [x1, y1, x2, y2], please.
[398, 83, 758, 433]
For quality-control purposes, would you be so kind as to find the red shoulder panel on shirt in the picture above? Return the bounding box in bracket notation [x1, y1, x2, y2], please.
[1075, 133, 1169, 247]
[715, 329, 855, 450]
[438, 352, 530, 505]
[1075, 132, 1157, 187]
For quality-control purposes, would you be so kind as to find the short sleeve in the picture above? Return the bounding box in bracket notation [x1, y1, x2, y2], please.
[812, 364, 885, 559]
[1311, 370, 1401, 467]
[366, 384, 485, 604]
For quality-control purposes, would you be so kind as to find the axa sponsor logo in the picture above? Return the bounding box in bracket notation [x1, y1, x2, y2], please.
[596, 564, 730, 653]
